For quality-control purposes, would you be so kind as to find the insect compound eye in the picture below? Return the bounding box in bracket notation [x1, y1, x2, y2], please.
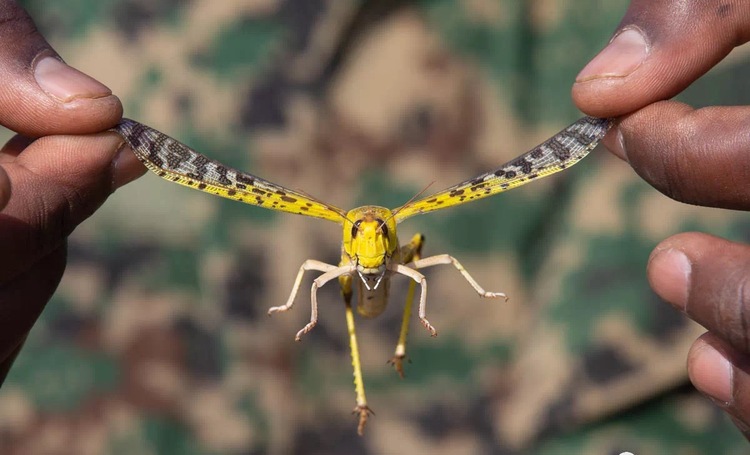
[351, 219, 363, 238]
[376, 219, 389, 238]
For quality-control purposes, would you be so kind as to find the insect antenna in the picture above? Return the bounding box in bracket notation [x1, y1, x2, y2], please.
[381, 181, 435, 229]
[345, 214, 359, 228]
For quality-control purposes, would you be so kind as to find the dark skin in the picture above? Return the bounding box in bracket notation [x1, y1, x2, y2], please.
[574, 0, 750, 438]
[2, 0, 750, 439]
[0, 1, 144, 379]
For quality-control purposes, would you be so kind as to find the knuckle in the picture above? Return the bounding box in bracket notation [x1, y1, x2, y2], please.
[0, 4, 36, 41]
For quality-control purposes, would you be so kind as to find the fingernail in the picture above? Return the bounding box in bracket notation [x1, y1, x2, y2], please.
[576, 28, 648, 82]
[112, 143, 146, 189]
[603, 125, 628, 162]
[648, 248, 691, 311]
[691, 341, 732, 405]
[34, 56, 112, 103]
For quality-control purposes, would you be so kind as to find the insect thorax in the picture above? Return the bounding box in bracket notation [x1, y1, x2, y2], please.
[340, 206, 400, 318]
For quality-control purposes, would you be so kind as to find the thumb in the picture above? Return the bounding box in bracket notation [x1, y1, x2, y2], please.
[0, 0, 121, 136]
[0, 165, 9, 210]
[572, 0, 750, 117]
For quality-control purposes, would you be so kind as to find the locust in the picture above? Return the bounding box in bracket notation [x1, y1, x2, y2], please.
[114, 115, 611, 435]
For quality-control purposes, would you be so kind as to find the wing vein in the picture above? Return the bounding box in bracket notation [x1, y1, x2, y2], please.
[393, 116, 613, 223]
[113, 119, 347, 224]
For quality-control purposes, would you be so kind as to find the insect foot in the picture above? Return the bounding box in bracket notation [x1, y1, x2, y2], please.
[267, 304, 290, 316]
[420, 317, 438, 337]
[387, 355, 411, 379]
[353, 404, 374, 436]
[294, 321, 317, 341]
[485, 291, 509, 301]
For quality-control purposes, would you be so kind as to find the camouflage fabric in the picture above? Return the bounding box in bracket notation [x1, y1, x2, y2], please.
[1, 1, 749, 453]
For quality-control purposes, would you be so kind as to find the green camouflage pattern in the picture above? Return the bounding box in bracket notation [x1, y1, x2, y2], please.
[1, 0, 749, 453]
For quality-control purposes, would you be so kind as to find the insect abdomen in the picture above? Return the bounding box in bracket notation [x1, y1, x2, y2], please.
[356, 278, 390, 318]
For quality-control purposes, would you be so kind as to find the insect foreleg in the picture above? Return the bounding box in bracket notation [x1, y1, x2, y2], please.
[268, 259, 338, 316]
[392, 264, 434, 336]
[294, 264, 356, 341]
[411, 254, 508, 300]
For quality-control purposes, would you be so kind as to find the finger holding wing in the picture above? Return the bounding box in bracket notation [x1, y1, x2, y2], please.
[393, 116, 612, 223]
[115, 119, 347, 224]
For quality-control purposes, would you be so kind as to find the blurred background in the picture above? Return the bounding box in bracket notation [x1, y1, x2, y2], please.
[1, 0, 750, 454]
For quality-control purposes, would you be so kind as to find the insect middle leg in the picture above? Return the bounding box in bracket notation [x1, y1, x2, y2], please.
[405, 254, 508, 337]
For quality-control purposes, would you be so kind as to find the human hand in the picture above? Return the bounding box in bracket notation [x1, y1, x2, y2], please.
[0, 1, 145, 381]
[572, 0, 750, 438]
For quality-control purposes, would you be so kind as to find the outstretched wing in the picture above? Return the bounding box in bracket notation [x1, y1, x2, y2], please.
[393, 116, 612, 223]
[115, 119, 347, 224]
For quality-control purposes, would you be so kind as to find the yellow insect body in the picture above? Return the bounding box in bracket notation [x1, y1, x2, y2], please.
[342, 206, 398, 318]
[114, 115, 612, 435]
[344, 206, 396, 270]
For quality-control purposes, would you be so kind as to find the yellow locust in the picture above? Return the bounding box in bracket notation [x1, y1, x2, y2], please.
[114, 116, 611, 434]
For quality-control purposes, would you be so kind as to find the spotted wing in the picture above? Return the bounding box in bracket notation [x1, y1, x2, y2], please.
[115, 119, 347, 224]
[393, 116, 612, 223]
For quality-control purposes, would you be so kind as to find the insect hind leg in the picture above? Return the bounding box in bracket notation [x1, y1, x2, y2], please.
[388, 233, 424, 377]
[345, 297, 373, 435]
